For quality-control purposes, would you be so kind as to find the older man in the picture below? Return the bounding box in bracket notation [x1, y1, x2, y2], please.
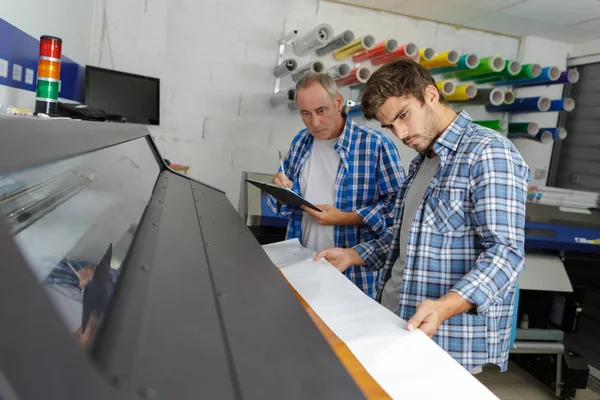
[269, 73, 404, 298]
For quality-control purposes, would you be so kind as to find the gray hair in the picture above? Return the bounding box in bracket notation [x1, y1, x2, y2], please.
[295, 72, 339, 102]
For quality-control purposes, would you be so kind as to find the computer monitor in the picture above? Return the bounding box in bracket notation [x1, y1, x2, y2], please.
[85, 65, 160, 125]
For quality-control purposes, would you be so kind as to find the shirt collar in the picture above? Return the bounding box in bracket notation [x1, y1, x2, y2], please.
[431, 110, 472, 156]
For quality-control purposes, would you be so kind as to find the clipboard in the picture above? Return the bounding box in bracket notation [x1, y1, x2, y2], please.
[246, 179, 322, 212]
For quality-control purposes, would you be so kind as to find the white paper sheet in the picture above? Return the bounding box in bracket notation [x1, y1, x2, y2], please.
[263, 239, 498, 400]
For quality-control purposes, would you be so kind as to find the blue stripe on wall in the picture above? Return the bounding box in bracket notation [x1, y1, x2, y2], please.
[0, 18, 84, 102]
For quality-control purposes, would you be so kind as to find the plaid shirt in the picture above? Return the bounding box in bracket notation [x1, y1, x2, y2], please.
[268, 114, 405, 298]
[355, 111, 530, 372]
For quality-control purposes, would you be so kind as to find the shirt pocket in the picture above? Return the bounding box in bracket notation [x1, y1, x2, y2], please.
[423, 188, 467, 234]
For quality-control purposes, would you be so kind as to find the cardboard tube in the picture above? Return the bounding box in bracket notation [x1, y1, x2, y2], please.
[444, 84, 477, 101]
[333, 35, 376, 61]
[436, 80, 456, 96]
[291, 61, 325, 82]
[326, 63, 351, 79]
[420, 50, 459, 69]
[273, 59, 298, 78]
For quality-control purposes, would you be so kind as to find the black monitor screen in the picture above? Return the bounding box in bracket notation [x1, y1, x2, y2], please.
[85, 66, 160, 125]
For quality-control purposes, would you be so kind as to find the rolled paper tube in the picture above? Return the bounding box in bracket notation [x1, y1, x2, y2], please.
[429, 53, 479, 75]
[540, 127, 568, 140]
[504, 90, 515, 105]
[486, 96, 551, 113]
[269, 88, 296, 107]
[436, 80, 456, 96]
[446, 56, 505, 79]
[474, 120, 508, 131]
[326, 63, 351, 79]
[459, 88, 504, 106]
[480, 63, 540, 84]
[514, 69, 579, 88]
[291, 61, 324, 82]
[508, 122, 539, 136]
[461, 60, 521, 83]
[420, 50, 459, 69]
[335, 67, 371, 87]
[352, 39, 398, 62]
[370, 42, 419, 66]
[494, 66, 561, 87]
[548, 98, 575, 112]
[419, 47, 435, 62]
[315, 30, 355, 56]
[273, 59, 298, 78]
[444, 84, 477, 101]
[333, 35, 376, 61]
[293, 23, 334, 56]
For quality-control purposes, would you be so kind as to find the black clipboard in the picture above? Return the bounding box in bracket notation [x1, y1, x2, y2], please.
[246, 179, 322, 212]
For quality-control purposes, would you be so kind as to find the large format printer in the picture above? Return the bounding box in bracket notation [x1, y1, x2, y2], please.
[0, 116, 364, 400]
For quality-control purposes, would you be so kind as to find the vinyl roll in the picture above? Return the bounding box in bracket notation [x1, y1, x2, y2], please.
[509, 130, 554, 144]
[473, 119, 508, 132]
[273, 59, 298, 78]
[514, 69, 579, 88]
[370, 42, 419, 66]
[293, 23, 334, 56]
[333, 35, 376, 61]
[508, 122, 539, 136]
[420, 50, 459, 69]
[540, 127, 568, 140]
[548, 98, 575, 112]
[494, 66, 560, 87]
[291, 61, 325, 82]
[436, 80, 456, 96]
[315, 30, 355, 56]
[444, 84, 477, 101]
[446, 56, 505, 80]
[270, 88, 296, 107]
[418, 48, 435, 63]
[335, 67, 371, 87]
[352, 39, 398, 63]
[326, 63, 351, 79]
[463, 60, 521, 83]
[460, 88, 504, 106]
[486, 96, 551, 113]
[429, 53, 479, 75]
[504, 90, 515, 105]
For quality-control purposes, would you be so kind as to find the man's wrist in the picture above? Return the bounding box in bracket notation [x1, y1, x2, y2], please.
[435, 292, 474, 321]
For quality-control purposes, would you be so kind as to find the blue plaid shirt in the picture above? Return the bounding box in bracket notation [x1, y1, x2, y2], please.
[268, 114, 405, 298]
[355, 111, 530, 371]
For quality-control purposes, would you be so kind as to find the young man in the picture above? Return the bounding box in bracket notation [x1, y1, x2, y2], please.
[268, 73, 404, 299]
[315, 59, 530, 373]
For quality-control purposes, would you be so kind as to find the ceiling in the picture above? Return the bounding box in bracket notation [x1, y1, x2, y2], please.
[335, 0, 600, 43]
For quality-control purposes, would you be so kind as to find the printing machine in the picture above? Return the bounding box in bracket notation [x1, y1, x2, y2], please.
[0, 116, 364, 400]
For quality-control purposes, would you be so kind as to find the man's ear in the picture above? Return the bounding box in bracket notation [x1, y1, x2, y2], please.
[424, 84, 440, 106]
[336, 93, 344, 112]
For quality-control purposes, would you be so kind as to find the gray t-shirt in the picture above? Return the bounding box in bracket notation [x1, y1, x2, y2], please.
[300, 137, 341, 252]
[381, 155, 440, 312]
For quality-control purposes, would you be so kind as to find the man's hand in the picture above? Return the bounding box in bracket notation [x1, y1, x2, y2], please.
[314, 247, 364, 272]
[407, 292, 474, 337]
[301, 205, 363, 226]
[73, 311, 97, 350]
[271, 172, 293, 189]
[76, 266, 94, 289]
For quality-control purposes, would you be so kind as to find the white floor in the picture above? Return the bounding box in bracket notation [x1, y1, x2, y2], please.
[477, 362, 600, 400]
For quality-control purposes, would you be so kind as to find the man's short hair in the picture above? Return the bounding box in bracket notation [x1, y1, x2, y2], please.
[295, 72, 339, 101]
[361, 58, 446, 120]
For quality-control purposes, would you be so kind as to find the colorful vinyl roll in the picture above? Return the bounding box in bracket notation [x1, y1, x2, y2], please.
[473, 119, 508, 132]
[419, 48, 435, 63]
[461, 88, 504, 106]
[333, 35, 376, 61]
[540, 127, 568, 140]
[293, 23, 334, 56]
[509, 130, 553, 144]
[429, 53, 479, 75]
[465, 60, 521, 83]
[370, 42, 419, 66]
[508, 122, 539, 136]
[548, 98, 575, 112]
[315, 30, 355, 56]
[420, 50, 459, 69]
[352, 39, 398, 63]
[446, 56, 505, 80]
[436, 80, 456, 96]
[494, 66, 560, 87]
[35, 35, 62, 116]
[486, 96, 551, 113]
[513, 69, 580, 88]
[345, 101, 363, 117]
[480, 63, 540, 84]
[335, 67, 371, 87]
[445, 84, 477, 101]
[504, 90, 515, 105]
